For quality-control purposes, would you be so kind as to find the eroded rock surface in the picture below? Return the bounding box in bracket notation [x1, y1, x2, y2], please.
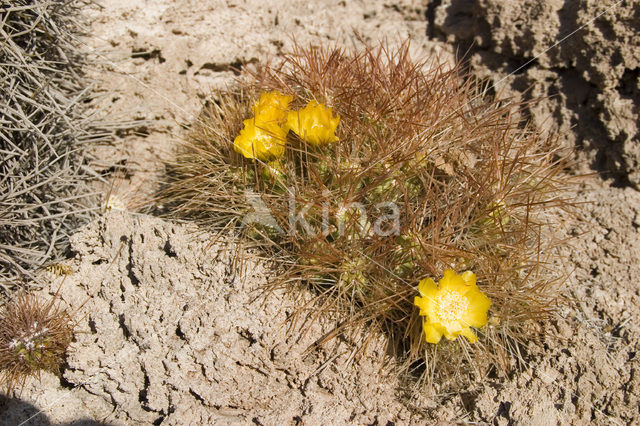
[429, 0, 640, 187]
[33, 213, 414, 424]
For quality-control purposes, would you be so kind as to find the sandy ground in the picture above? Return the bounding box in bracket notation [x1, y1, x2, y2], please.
[1, 0, 639, 424]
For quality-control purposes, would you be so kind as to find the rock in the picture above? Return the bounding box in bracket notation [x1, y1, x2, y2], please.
[26, 212, 414, 424]
[429, 0, 640, 187]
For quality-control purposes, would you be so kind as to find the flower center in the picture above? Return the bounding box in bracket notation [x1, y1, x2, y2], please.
[434, 291, 469, 324]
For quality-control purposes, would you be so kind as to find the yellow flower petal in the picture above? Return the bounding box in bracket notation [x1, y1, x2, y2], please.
[423, 322, 444, 344]
[442, 327, 458, 341]
[459, 327, 478, 343]
[285, 100, 340, 146]
[413, 295, 429, 315]
[463, 289, 491, 328]
[418, 277, 437, 299]
[461, 270, 476, 286]
[439, 269, 469, 294]
[234, 119, 287, 161]
[439, 269, 457, 288]
[252, 91, 292, 124]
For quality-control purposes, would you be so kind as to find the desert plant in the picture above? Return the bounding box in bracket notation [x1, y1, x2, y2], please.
[0, 285, 74, 393]
[0, 0, 115, 290]
[158, 41, 572, 387]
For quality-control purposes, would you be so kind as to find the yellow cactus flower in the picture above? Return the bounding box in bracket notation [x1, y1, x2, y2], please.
[234, 118, 287, 161]
[252, 91, 292, 125]
[233, 91, 292, 162]
[414, 269, 491, 344]
[285, 100, 340, 146]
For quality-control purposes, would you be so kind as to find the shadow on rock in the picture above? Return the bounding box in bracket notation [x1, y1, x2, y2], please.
[0, 394, 113, 426]
[425, 0, 640, 188]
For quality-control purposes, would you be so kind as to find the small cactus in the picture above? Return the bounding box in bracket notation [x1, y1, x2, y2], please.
[158, 40, 572, 386]
[0, 289, 74, 393]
